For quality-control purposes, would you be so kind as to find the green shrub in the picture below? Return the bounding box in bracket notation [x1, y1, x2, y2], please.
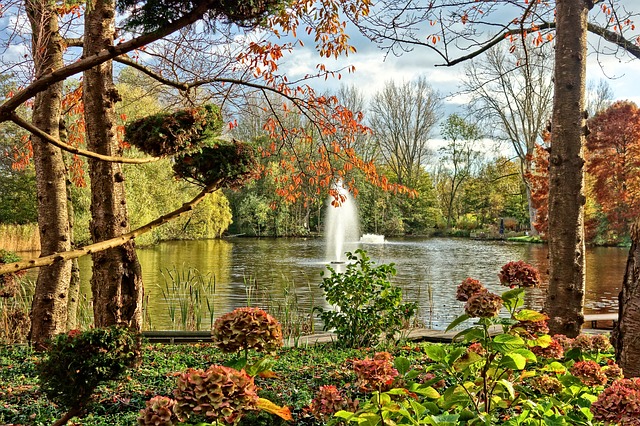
[315, 249, 417, 348]
[37, 326, 137, 411]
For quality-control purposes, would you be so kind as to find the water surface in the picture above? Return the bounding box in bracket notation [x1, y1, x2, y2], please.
[69, 237, 626, 330]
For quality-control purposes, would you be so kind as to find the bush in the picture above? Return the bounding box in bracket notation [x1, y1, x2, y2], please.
[212, 307, 283, 356]
[315, 249, 417, 348]
[37, 326, 137, 410]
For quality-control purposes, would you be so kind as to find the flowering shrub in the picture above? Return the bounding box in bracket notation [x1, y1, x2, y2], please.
[307, 385, 355, 422]
[498, 260, 540, 288]
[212, 307, 283, 355]
[138, 396, 180, 426]
[352, 352, 399, 391]
[570, 360, 608, 386]
[591, 378, 640, 425]
[173, 365, 259, 424]
[464, 291, 503, 318]
[455, 277, 486, 301]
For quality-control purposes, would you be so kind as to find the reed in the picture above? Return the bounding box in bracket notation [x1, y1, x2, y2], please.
[159, 265, 215, 331]
[0, 278, 33, 344]
[0, 223, 40, 253]
[243, 274, 315, 346]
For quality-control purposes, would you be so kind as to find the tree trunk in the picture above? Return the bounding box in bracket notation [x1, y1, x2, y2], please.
[26, 0, 72, 348]
[612, 219, 640, 377]
[524, 158, 539, 236]
[544, 0, 589, 337]
[66, 175, 81, 330]
[83, 0, 143, 330]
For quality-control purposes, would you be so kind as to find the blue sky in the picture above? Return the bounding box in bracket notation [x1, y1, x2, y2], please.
[274, 2, 640, 121]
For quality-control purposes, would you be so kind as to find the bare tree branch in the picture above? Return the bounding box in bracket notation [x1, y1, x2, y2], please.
[0, 1, 213, 122]
[0, 180, 223, 275]
[436, 21, 640, 67]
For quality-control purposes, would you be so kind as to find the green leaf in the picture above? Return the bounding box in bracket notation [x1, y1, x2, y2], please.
[224, 356, 247, 371]
[423, 401, 440, 415]
[394, 356, 412, 375]
[502, 287, 525, 302]
[441, 385, 471, 410]
[430, 413, 461, 425]
[453, 350, 483, 371]
[245, 357, 275, 377]
[528, 334, 552, 348]
[491, 334, 525, 353]
[511, 348, 537, 362]
[454, 327, 485, 343]
[500, 352, 527, 370]
[446, 314, 470, 332]
[543, 361, 567, 374]
[425, 344, 446, 362]
[410, 384, 441, 399]
[514, 309, 549, 322]
[497, 378, 516, 400]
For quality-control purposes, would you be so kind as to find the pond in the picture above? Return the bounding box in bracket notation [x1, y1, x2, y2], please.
[65, 237, 626, 331]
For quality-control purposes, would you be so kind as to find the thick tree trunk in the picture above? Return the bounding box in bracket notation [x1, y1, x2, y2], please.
[612, 219, 640, 378]
[26, 0, 72, 348]
[544, 0, 589, 337]
[83, 0, 143, 330]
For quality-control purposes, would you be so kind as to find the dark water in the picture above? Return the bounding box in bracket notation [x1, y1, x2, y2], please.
[68, 237, 626, 330]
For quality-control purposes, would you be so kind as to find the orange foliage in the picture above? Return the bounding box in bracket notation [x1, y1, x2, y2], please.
[586, 101, 640, 237]
[525, 136, 550, 237]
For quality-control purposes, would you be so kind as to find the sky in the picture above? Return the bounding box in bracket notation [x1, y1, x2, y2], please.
[274, 3, 640, 128]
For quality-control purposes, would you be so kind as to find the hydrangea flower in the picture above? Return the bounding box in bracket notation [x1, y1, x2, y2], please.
[570, 360, 608, 387]
[173, 365, 258, 424]
[138, 396, 180, 426]
[591, 378, 640, 425]
[307, 385, 355, 421]
[464, 292, 503, 318]
[456, 278, 487, 302]
[530, 375, 563, 395]
[212, 307, 283, 355]
[352, 352, 399, 391]
[498, 260, 540, 288]
[531, 339, 564, 359]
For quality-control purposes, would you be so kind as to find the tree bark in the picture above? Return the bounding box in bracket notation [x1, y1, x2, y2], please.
[544, 0, 589, 337]
[26, 0, 72, 348]
[83, 0, 143, 330]
[612, 219, 640, 378]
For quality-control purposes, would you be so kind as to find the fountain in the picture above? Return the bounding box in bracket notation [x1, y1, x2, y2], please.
[360, 233, 385, 244]
[324, 181, 360, 263]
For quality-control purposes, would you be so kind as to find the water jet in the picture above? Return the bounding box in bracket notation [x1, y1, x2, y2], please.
[324, 181, 360, 263]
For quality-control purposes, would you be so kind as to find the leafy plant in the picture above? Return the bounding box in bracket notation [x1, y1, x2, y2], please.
[333, 260, 621, 426]
[315, 249, 417, 348]
[37, 326, 138, 423]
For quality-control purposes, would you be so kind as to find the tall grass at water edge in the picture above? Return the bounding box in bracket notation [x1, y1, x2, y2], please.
[243, 274, 315, 345]
[0, 223, 39, 252]
[158, 265, 315, 343]
[159, 265, 216, 331]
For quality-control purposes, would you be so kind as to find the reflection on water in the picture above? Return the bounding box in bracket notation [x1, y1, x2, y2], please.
[67, 237, 626, 330]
